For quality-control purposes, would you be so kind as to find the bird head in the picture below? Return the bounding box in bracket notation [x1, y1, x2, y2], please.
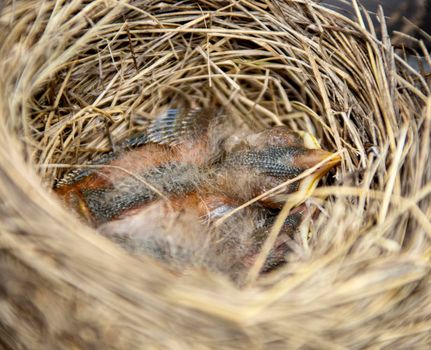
[219, 126, 341, 207]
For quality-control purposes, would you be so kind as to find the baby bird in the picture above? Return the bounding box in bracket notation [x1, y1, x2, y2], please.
[217, 126, 341, 207]
[55, 107, 340, 281]
[98, 192, 311, 283]
[55, 108, 223, 225]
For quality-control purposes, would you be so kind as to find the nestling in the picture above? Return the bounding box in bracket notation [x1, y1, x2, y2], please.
[55, 107, 340, 281]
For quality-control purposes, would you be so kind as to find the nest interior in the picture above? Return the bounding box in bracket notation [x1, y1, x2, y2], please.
[0, 0, 431, 349]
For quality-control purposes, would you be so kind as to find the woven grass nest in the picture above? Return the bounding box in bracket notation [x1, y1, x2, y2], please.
[1, 0, 431, 348]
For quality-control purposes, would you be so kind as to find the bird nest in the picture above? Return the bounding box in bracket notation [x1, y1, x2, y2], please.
[1, 0, 430, 349]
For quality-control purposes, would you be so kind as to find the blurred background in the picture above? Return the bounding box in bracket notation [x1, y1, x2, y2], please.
[321, 0, 430, 70]
[321, 0, 431, 35]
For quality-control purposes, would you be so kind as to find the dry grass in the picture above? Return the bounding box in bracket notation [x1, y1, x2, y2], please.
[0, 0, 430, 348]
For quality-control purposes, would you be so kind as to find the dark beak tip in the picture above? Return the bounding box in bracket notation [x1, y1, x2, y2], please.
[293, 149, 341, 171]
[320, 153, 341, 173]
[328, 153, 342, 165]
[308, 150, 341, 166]
[309, 150, 341, 176]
